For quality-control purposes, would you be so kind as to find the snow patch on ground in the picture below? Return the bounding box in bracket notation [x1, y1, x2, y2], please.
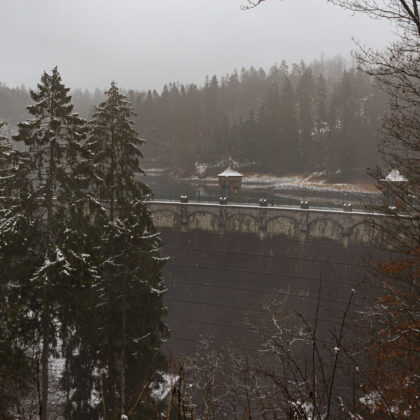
[244, 172, 376, 193]
[195, 162, 208, 176]
[145, 168, 167, 175]
[150, 373, 179, 401]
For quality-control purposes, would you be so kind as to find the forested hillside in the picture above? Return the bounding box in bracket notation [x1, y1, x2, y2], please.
[0, 57, 388, 180]
[0, 83, 29, 132]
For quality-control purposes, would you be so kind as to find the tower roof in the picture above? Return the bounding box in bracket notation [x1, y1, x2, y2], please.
[217, 167, 243, 177]
[384, 169, 407, 182]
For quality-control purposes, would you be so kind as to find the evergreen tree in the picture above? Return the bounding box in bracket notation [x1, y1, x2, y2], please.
[237, 109, 258, 163]
[256, 103, 270, 166]
[67, 82, 168, 418]
[314, 74, 328, 130]
[11, 67, 94, 420]
[297, 65, 314, 171]
[278, 77, 299, 172]
[0, 123, 35, 417]
[311, 75, 329, 171]
[338, 70, 361, 176]
[264, 83, 281, 170]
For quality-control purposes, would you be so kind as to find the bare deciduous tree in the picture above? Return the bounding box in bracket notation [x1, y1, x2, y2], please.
[242, 1, 420, 417]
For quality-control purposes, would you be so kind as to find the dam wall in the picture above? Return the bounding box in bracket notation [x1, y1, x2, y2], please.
[149, 201, 387, 355]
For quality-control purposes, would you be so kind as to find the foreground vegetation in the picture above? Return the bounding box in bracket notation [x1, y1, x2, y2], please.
[0, 71, 167, 419]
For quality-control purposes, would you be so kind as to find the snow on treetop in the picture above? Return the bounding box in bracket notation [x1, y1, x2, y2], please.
[384, 169, 408, 182]
[217, 167, 243, 177]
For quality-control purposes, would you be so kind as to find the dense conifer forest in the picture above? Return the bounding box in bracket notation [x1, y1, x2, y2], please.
[0, 57, 387, 181]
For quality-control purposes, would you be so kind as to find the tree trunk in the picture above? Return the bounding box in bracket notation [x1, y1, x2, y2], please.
[40, 131, 54, 420]
[40, 304, 49, 420]
[120, 262, 127, 416]
[110, 125, 115, 222]
[40, 130, 55, 420]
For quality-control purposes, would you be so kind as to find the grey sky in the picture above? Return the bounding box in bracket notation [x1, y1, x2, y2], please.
[1, 0, 394, 92]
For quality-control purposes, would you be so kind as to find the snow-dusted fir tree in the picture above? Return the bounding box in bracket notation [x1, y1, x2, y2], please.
[0, 121, 31, 200]
[71, 82, 168, 418]
[11, 68, 98, 420]
[0, 122, 36, 416]
[0, 121, 11, 179]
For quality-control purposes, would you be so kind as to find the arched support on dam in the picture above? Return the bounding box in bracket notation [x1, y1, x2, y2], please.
[149, 201, 388, 355]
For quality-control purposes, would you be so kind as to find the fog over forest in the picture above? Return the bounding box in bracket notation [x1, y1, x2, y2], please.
[0, 56, 387, 181]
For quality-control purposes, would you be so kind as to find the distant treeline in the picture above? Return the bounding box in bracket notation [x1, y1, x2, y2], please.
[0, 57, 387, 179]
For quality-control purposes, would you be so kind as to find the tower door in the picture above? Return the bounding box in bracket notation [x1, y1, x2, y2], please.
[221, 185, 230, 197]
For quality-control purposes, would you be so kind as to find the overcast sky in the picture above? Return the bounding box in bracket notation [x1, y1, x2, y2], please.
[1, 0, 395, 92]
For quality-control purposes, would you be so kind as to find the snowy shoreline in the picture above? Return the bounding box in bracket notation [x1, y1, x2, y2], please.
[162, 172, 379, 194]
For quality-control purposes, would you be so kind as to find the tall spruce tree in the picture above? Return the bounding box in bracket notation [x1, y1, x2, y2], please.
[264, 83, 281, 170]
[0, 123, 36, 417]
[297, 65, 314, 171]
[11, 68, 95, 420]
[278, 77, 299, 172]
[75, 82, 168, 418]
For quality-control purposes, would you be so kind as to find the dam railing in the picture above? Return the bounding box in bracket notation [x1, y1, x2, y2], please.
[149, 191, 380, 212]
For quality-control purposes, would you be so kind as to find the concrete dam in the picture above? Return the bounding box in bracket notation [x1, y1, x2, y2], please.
[149, 201, 387, 355]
